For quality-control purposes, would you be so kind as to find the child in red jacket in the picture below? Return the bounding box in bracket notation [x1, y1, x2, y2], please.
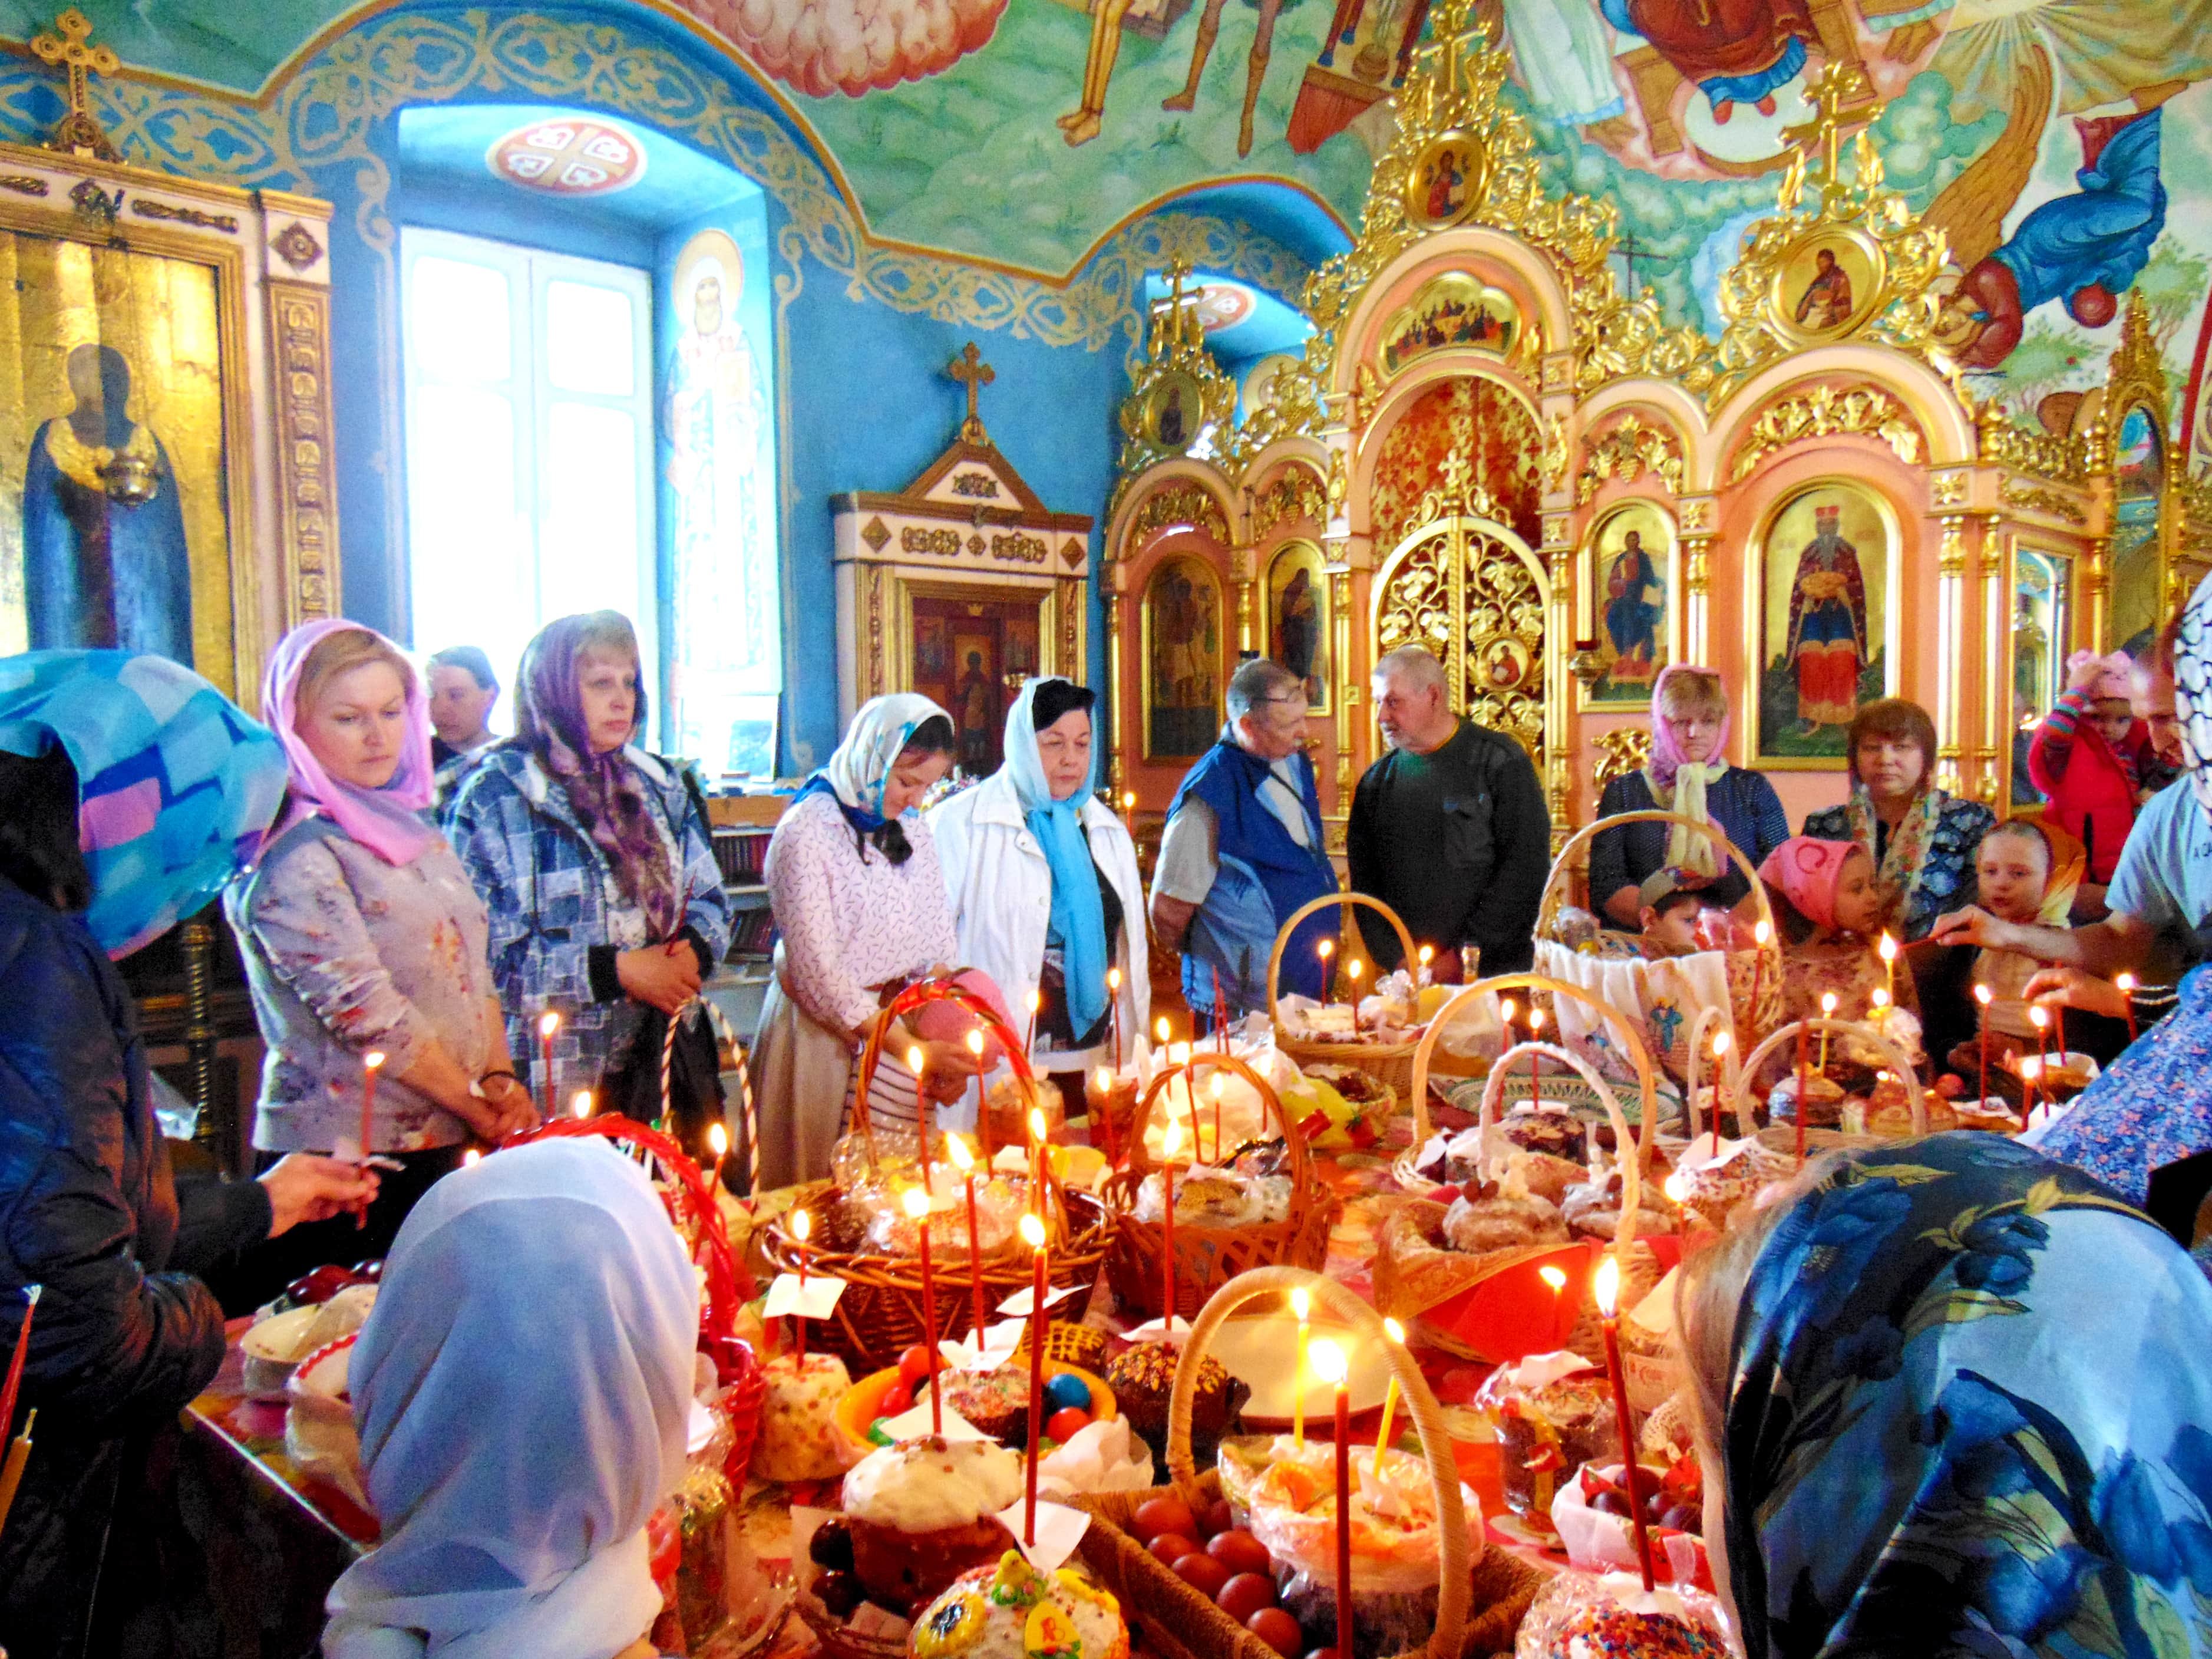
[2028, 650, 2151, 913]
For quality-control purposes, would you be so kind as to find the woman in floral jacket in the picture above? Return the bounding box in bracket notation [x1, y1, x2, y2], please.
[447, 613, 732, 1111]
[1679, 1135, 2212, 1658]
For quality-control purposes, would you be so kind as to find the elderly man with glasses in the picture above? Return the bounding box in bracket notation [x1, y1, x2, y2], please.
[1148, 658, 1340, 1032]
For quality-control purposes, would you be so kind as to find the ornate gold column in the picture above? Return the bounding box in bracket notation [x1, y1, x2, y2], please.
[1934, 511, 1970, 798]
[1977, 511, 2009, 806]
[1232, 545, 1259, 655]
[1541, 507, 1576, 842]
[1325, 545, 1355, 830]
[1678, 495, 1716, 664]
[1106, 560, 1129, 801]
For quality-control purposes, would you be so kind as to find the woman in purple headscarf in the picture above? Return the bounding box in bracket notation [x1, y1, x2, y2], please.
[1587, 665, 1790, 926]
[226, 621, 538, 1282]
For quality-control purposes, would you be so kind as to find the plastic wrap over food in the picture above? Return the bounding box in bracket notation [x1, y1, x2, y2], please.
[856, 1164, 1032, 1257]
[1035, 1415, 1156, 1499]
[1131, 1165, 1290, 1227]
[1134, 1062, 1276, 1161]
[1232, 1436, 1471, 1595]
[1512, 1568, 1737, 1658]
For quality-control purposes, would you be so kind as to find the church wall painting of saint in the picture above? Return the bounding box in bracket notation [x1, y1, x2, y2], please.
[0, 230, 229, 691]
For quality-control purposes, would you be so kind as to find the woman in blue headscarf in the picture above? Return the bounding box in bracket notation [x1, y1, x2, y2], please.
[1677, 1133, 2212, 1659]
[0, 651, 377, 1657]
[930, 676, 1147, 1101]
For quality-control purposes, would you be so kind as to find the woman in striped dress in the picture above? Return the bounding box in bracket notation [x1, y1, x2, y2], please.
[751, 695, 973, 1188]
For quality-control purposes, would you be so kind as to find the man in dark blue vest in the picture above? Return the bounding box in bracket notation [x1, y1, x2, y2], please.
[1149, 658, 1339, 1031]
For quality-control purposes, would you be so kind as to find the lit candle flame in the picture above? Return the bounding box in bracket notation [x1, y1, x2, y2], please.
[1348, 959, 1365, 984]
[1664, 1171, 1690, 1205]
[2029, 1005, 2050, 1031]
[1820, 992, 1838, 1016]
[572, 1089, 592, 1119]
[1308, 1335, 1347, 1385]
[1528, 1007, 1546, 1034]
[1711, 1030, 1731, 1057]
[1539, 1265, 1567, 1292]
[1318, 939, 1335, 961]
[964, 1028, 985, 1057]
[462, 1148, 481, 1167]
[708, 1122, 728, 1157]
[1094, 1065, 1114, 1091]
[1108, 966, 1122, 992]
[1871, 988, 1891, 1010]
[1754, 919, 1773, 948]
[1418, 944, 1434, 966]
[1291, 1286, 1310, 1320]
[947, 1133, 975, 1172]
[1878, 932, 1899, 964]
[792, 1209, 812, 1244]
[1162, 1112, 1181, 1159]
[2115, 972, 2138, 994]
[1210, 1073, 1225, 1100]
[364, 1049, 386, 1072]
[1155, 1015, 1171, 1045]
[539, 1011, 560, 1038]
[902, 1186, 930, 1219]
[1594, 1254, 1621, 1317]
[2022, 1056, 2043, 1081]
[907, 1044, 926, 1077]
[1121, 791, 1135, 811]
[1019, 1212, 1045, 1250]
[1029, 988, 1042, 1017]
[1500, 997, 1517, 1024]
[1973, 982, 1993, 1007]
[1029, 1106, 1048, 1143]
[1382, 1317, 1405, 1343]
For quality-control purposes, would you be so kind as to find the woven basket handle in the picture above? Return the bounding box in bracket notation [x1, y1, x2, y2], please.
[1408, 974, 1661, 1256]
[1681, 1004, 1757, 1143]
[1128, 1051, 1307, 1191]
[1166, 1266, 1469, 1659]
[1538, 810, 1779, 962]
[1265, 892, 1419, 1023]
[1731, 1018, 1928, 1134]
[1475, 1040, 1635, 1166]
[852, 977, 1044, 1175]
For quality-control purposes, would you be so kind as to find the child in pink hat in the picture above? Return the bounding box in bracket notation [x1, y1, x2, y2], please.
[2028, 649, 2152, 903]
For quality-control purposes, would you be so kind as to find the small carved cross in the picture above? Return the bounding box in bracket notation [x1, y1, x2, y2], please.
[1783, 61, 1874, 197]
[32, 9, 120, 161]
[947, 341, 994, 442]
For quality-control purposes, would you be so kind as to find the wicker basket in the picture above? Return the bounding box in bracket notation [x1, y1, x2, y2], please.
[500, 1113, 766, 1487]
[1101, 1052, 1341, 1322]
[1077, 1266, 1547, 1659]
[1267, 893, 1426, 1096]
[1729, 1016, 1930, 1159]
[1537, 811, 1784, 1066]
[1381, 975, 1662, 1363]
[756, 977, 1110, 1373]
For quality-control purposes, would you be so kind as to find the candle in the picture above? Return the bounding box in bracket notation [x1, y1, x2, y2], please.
[1793, 1018, 1810, 1168]
[1212, 965, 1229, 1050]
[1090, 1064, 1120, 1163]
[1209, 1072, 1225, 1163]
[1308, 1335, 1354, 1659]
[947, 1134, 989, 1346]
[1593, 1256, 1658, 1592]
[1709, 1028, 1734, 1107]
[1020, 1211, 1048, 1545]
[791, 1208, 813, 1362]
[537, 1010, 560, 1119]
[1029, 1104, 1050, 1218]
[1160, 1109, 1182, 1325]
[1526, 1006, 1546, 1112]
[1370, 1316, 1405, 1477]
[1974, 982, 1993, 1104]
[356, 1051, 385, 1229]
[1318, 938, 1336, 1008]
[1346, 959, 1365, 1031]
[1026, 988, 1041, 1057]
[1749, 918, 1772, 1027]
[1155, 1014, 1172, 1054]
[1121, 790, 1136, 839]
[903, 1187, 943, 1433]
[1417, 943, 1434, 988]
[572, 1089, 593, 1119]
[1878, 932, 1898, 1005]
[462, 1148, 481, 1167]
[1290, 1285, 1312, 1450]
[0, 1406, 33, 1537]
[963, 1027, 985, 1160]
[1108, 967, 1124, 1071]
[0, 1284, 39, 1444]
[2052, 1001, 2066, 1058]
[2020, 1056, 2043, 1131]
[2116, 972, 2140, 1043]
[1817, 992, 1838, 1072]
[2031, 1003, 2051, 1096]
[1540, 1262, 1567, 1341]
[706, 1121, 728, 1197]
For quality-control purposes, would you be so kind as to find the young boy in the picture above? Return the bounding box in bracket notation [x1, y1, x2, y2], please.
[1636, 869, 1705, 959]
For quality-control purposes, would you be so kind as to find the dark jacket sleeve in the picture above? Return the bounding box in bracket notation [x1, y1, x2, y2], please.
[1346, 763, 1395, 965]
[0, 907, 227, 1439]
[1745, 770, 1791, 866]
[1586, 776, 1637, 912]
[170, 1167, 273, 1283]
[1462, 741, 1552, 975]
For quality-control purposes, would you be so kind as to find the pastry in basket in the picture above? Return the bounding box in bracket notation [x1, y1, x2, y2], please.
[840, 1434, 1026, 1615]
[1513, 1572, 1733, 1659]
[1867, 1089, 1956, 1138]
[1474, 1355, 1620, 1533]
[1304, 1063, 1394, 1114]
[1665, 1139, 1793, 1232]
[1105, 1338, 1240, 1466]
[912, 1549, 1129, 1659]
[1767, 1071, 1845, 1128]
[1561, 1169, 1680, 1241]
[940, 1365, 1030, 1444]
[1498, 1105, 1586, 1163]
[1421, 1126, 1582, 1204]
[754, 1351, 857, 1483]
[1441, 1156, 1569, 1255]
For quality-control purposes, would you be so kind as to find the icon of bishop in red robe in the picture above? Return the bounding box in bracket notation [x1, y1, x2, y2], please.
[1599, 0, 1816, 123]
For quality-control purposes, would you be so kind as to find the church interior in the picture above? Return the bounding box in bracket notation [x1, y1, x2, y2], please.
[5, 0, 2212, 1654]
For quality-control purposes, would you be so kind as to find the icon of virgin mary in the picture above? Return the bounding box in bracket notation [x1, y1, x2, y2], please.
[24, 342, 193, 661]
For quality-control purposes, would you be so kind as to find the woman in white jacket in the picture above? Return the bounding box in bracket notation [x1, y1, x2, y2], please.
[930, 677, 1148, 1103]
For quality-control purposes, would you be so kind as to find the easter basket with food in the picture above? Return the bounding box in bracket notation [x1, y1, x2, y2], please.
[759, 977, 1111, 1374]
[1077, 1266, 1547, 1659]
[1733, 1016, 1930, 1157]
[1267, 893, 1432, 1098]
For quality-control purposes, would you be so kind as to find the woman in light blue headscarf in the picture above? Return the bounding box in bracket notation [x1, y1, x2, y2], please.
[930, 677, 1147, 1101]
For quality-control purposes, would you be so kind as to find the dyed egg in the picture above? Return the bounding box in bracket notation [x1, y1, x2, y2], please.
[1045, 1407, 1092, 1443]
[1043, 1372, 1092, 1414]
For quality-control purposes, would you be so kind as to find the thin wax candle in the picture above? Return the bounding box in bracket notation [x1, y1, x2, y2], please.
[1160, 1110, 1182, 1325]
[537, 1011, 559, 1119]
[2115, 972, 2140, 1043]
[1371, 1316, 1405, 1477]
[1308, 1336, 1354, 1659]
[903, 1187, 943, 1432]
[1290, 1285, 1312, 1451]
[1108, 967, 1124, 1071]
[356, 1051, 385, 1229]
[1974, 983, 1992, 1104]
[1594, 1256, 1657, 1592]
[791, 1208, 813, 1363]
[1020, 1212, 1048, 1545]
[948, 1133, 989, 1346]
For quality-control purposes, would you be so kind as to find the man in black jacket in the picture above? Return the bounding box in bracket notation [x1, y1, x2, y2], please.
[1348, 644, 1551, 979]
[0, 746, 373, 1659]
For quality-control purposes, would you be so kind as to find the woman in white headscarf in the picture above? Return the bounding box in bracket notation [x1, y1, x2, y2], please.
[750, 694, 971, 1189]
[321, 1137, 695, 1658]
[930, 677, 1148, 1103]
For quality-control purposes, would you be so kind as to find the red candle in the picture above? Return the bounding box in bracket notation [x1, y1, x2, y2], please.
[1212, 966, 1228, 1050]
[356, 1050, 385, 1229]
[904, 1188, 942, 1432]
[1594, 1256, 1657, 1592]
[1209, 1073, 1224, 1165]
[2031, 1004, 2051, 1099]
[949, 1134, 989, 1346]
[1309, 1337, 1355, 1659]
[1108, 968, 1123, 1073]
[1749, 919, 1771, 1029]
[1160, 1108, 1183, 1324]
[1025, 988, 1041, 1058]
[791, 1209, 813, 1363]
[1318, 938, 1335, 1010]
[1793, 1020, 1809, 1168]
[1526, 1007, 1545, 1112]
[537, 1011, 559, 1119]
[2116, 972, 2140, 1043]
[0, 1284, 38, 1441]
[1020, 1212, 1048, 1544]
[1973, 982, 1992, 1105]
[965, 1028, 988, 1160]
[706, 1120, 728, 1196]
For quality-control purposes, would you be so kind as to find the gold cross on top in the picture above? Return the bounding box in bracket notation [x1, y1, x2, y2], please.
[1782, 61, 1876, 199]
[948, 341, 995, 442]
[32, 9, 121, 161]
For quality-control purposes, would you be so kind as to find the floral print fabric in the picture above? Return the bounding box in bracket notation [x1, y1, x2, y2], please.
[1722, 1134, 2212, 1658]
[2038, 965, 2212, 1204]
[1801, 788, 1995, 941]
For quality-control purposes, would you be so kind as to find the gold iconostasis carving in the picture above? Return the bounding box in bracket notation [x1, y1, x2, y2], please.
[1102, 1, 2208, 835]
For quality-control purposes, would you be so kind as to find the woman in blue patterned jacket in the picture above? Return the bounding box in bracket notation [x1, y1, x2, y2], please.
[448, 612, 732, 1115]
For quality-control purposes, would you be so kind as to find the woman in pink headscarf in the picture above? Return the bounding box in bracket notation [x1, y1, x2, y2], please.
[1589, 665, 1790, 926]
[1749, 833, 1917, 1028]
[225, 622, 537, 1283]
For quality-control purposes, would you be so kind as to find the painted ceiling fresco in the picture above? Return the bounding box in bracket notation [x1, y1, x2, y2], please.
[4, 0, 2211, 440]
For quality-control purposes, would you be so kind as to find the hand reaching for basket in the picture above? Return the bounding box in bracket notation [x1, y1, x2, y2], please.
[893, 1031, 983, 1105]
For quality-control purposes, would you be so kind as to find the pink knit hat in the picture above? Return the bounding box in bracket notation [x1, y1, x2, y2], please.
[2066, 649, 2134, 704]
[1758, 836, 1856, 932]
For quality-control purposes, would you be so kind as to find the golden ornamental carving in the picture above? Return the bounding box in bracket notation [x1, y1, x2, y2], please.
[1539, 413, 1570, 499]
[1930, 470, 1967, 507]
[2181, 470, 2212, 562]
[1729, 383, 1923, 481]
[1249, 464, 1327, 540]
[1221, 346, 1328, 472]
[268, 282, 339, 626]
[31, 9, 120, 161]
[1705, 64, 1955, 411]
[1974, 404, 2093, 486]
[2000, 479, 2087, 526]
[1124, 480, 1230, 549]
[1575, 413, 1684, 505]
[1591, 727, 1652, 793]
[2095, 291, 2170, 475]
[1117, 260, 1239, 484]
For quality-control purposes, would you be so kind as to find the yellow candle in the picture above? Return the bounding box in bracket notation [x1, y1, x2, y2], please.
[1290, 1285, 1312, 1451]
[1370, 1317, 1406, 1477]
[1817, 992, 1838, 1071]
